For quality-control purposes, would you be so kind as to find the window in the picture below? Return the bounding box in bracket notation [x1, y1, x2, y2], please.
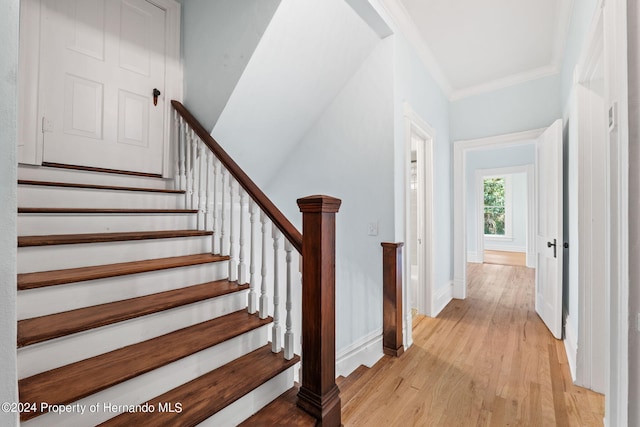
[483, 175, 512, 238]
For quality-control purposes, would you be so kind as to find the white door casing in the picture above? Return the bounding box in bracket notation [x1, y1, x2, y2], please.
[23, 0, 181, 175]
[534, 119, 563, 339]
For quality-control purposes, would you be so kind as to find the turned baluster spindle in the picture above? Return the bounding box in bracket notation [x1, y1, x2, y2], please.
[238, 189, 248, 284]
[197, 140, 206, 230]
[173, 111, 182, 191]
[272, 225, 282, 353]
[204, 150, 212, 231]
[228, 179, 238, 282]
[190, 130, 199, 211]
[211, 159, 219, 254]
[184, 126, 193, 209]
[284, 239, 294, 360]
[259, 211, 269, 319]
[248, 200, 258, 314]
[219, 169, 228, 255]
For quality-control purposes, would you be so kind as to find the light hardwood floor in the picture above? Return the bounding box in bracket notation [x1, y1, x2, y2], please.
[341, 263, 604, 426]
[484, 250, 526, 267]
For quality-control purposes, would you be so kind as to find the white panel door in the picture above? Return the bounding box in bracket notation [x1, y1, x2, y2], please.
[39, 0, 166, 174]
[535, 119, 563, 339]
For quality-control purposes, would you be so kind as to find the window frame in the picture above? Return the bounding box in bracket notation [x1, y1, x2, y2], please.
[482, 174, 513, 240]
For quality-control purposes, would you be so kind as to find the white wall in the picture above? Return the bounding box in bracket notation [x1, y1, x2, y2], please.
[627, 0, 640, 422]
[178, 0, 281, 131]
[394, 33, 452, 297]
[266, 37, 394, 353]
[450, 74, 561, 142]
[0, 0, 19, 425]
[212, 0, 380, 188]
[464, 145, 534, 256]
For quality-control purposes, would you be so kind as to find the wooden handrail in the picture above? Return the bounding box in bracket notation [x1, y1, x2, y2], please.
[171, 100, 302, 253]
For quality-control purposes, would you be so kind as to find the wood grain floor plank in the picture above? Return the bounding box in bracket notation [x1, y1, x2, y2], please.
[99, 346, 299, 427]
[19, 310, 271, 421]
[17, 253, 228, 290]
[18, 230, 212, 247]
[340, 263, 604, 426]
[18, 280, 248, 347]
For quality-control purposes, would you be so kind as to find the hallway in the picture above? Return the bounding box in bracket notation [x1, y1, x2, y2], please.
[341, 263, 604, 426]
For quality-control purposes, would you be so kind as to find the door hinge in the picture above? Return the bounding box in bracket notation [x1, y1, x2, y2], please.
[42, 117, 54, 133]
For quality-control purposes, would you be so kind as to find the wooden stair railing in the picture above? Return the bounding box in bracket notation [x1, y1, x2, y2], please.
[171, 101, 341, 426]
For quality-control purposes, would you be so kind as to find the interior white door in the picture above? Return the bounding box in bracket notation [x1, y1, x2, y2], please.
[38, 0, 166, 174]
[535, 119, 564, 339]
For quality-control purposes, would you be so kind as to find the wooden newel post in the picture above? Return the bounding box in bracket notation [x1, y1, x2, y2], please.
[296, 195, 342, 427]
[381, 242, 404, 357]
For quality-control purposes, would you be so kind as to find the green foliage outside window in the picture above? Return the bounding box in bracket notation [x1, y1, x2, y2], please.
[484, 178, 505, 235]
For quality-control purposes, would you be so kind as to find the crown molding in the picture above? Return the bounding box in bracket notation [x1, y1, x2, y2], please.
[378, 0, 453, 97]
[381, 0, 572, 102]
[450, 64, 560, 101]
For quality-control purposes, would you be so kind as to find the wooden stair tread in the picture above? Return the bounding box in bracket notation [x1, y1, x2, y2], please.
[18, 280, 249, 347]
[18, 207, 198, 214]
[19, 310, 272, 422]
[42, 162, 163, 178]
[239, 386, 317, 427]
[99, 345, 300, 427]
[18, 253, 229, 290]
[18, 230, 213, 247]
[18, 179, 185, 194]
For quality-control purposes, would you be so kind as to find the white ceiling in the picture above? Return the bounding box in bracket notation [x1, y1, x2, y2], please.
[382, 0, 574, 99]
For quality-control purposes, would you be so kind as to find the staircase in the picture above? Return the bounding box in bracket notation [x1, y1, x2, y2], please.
[15, 102, 341, 426]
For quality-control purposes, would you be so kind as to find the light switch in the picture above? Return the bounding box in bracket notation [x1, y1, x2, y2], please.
[367, 222, 379, 236]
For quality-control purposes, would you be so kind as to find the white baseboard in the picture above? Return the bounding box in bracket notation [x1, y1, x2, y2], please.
[335, 330, 383, 378]
[432, 281, 453, 317]
[452, 276, 465, 299]
[526, 251, 535, 268]
[466, 251, 482, 263]
[564, 314, 578, 382]
[483, 243, 526, 252]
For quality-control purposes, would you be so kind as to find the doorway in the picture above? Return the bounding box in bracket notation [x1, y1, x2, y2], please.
[403, 105, 434, 338]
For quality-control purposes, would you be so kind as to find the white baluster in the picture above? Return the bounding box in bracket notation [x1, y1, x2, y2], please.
[190, 130, 199, 211]
[284, 239, 294, 360]
[219, 168, 228, 255]
[197, 140, 206, 230]
[179, 117, 187, 197]
[272, 225, 282, 353]
[238, 188, 248, 284]
[173, 110, 181, 191]
[204, 150, 212, 231]
[184, 126, 192, 209]
[259, 211, 269, 319]
[248, 201, 258, 314]
[228, 179, 238, 282]
[211, 159, 219, 254]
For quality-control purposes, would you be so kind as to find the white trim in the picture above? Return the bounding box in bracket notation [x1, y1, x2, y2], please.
[466, 252, 482, 264]
[483, 244, 526, 253]
[450, 64, 560, 101]
[564, 313, 578, 382]
[433, 282, 453, 317]
[335, 330, 384, 378]
[403, 103, 435, 333]
[453, 130, 541, 298]
[17, 0, 182, 178]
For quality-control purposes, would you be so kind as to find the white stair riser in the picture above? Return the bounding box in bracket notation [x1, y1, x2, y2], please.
[18, 186, 185, 209]
[18, 236, 214, 273]
[18, 291, 249, 378]
[199, 367, 296, 427]
[18, 164, 174, 190]
[18, 213, 198, 235]
[20, 326, 269, 427]
[18, 262, 230, 319]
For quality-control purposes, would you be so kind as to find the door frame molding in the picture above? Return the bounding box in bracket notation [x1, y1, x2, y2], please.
[17, 0, 183, 177]
[453, 128, 544, 299]
[402, 103, 434, 346]
[474, 165, 535, 267]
